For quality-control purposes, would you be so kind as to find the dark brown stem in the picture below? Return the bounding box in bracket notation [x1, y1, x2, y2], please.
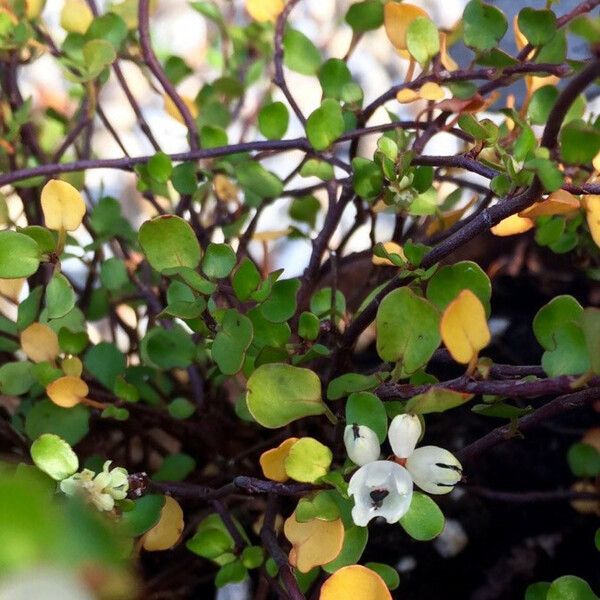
[138, 0, 199, 150]
[457, 387, 600, 463]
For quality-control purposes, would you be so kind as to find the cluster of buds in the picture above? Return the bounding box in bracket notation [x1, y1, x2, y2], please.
[344, 415, 462, 526]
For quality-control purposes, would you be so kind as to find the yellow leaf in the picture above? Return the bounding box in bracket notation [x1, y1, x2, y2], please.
[41, 179, 86, 232]
[283, 513, 344, 573]
[439, 32, 458, 72]
[419, 82, 445, 101]
[252, 228, 292, 242]
[21, 323, 59, 364]
[25, 0, 46, 19]
[259, 437, 299, 482]
[490, 213, 534, 237]
[320, 565, 392, 600]
[164, 95, 199, 125]
[384, 2, 428, 52]
[441, 289, 490, 365]
[372, 242, 406, 266]
[426, 196, 477, 236]
[396, 88, 420, 104]
[593, 151, 600, 173]
[582, 195, 600, 248]
[142, 496, 185, 551]
[0, 277, 25, 302]
[46, 375, 89, 408]
[214, 174, 239, 202]
[246, 0, 284, 22]
[62, 356, 83, 378]
[512, 15, 528, 53]
[60, 0, 93, 34]
[519, 190, 580, 218]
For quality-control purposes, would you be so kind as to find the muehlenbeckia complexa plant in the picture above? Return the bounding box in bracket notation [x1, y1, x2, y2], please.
[0, 0, 599, 597]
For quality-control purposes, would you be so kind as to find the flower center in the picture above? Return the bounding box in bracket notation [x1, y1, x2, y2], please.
[369, 488, 389, 508]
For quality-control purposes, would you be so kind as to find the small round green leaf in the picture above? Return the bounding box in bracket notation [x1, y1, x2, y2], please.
[399, 492, 445, 541]
[406, 17, 439, 65]
[426, 261, 491, 316]
[547, 576, 598, 600]
[345, 391, 387, 443]
[462, 0, 507, 51]
[246, 363, 325, 428]
[283, 28, 321, 75]
[0, 231, 41, 278]
[122, 494, 165, 537]
[518, 8, 557, 46]
[30, 433, 79, 481]
[202, 243, 236, 279]
[284, 437, 332, 483]
[345, 0, 383, 32]
[306, 99, 345, 151]
[212, 309, 253, 375]
[139, 215, 201, 272]
[376, 287, 441, 375]
[364, 563, 400, 590]
[567, 443, 600, 478]
[25, 399, 90, 445]
[258, 102, 289, 140]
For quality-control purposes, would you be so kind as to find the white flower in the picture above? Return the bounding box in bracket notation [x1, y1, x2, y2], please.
[59, 460, 129, 511]
[406, 446, 463, 495]
[344, 424, 380, 466]
[348, 460, 413, 526]
[388, 414, 422, 458]
[388, 414, 462, 495]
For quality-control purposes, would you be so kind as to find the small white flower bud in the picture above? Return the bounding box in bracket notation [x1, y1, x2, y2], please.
[344, 424, 380, 466]
[388, 413, 422, 459]
[406, 446, 463, 495]
[348, 460, 413, 526]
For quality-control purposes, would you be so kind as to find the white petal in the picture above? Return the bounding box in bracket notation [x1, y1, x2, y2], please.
[351, 503, 372, 527]
[348, 460, 414, 526]
[406, 446, 462, 495]
[344, 424, 381, 466]
[388, 414, 422, 458]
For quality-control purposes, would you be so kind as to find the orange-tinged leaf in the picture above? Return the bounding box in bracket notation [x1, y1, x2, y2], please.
[142, 496, 185, 551]
[426, 196, 477, 236]
[512, 15, 528, 53]
[372, 242, 406, 266]
[396, 88, 420, 104]
[252, 228, 292, 242]
[214, 174, 239, 202]
[490, 213, 534, 236]
[0, 277, 25, 301]
[440, 289, 490, 364]
[284, 513, 344, 573]
[436, 91, 499, 115]
[259, 437, 299, 482]
[164, 95, 199, 125]
[320, 565, 392, 600]
[21, 322, 59, 363]
[519, 190, 580, 218]
[41, 179, 86, 232]
[46, 375, 89, 408]
[246, 0, 284, 23]
[439, 32, 458, 71]
[583, 195, 600, 248]
[527, 74, 559, 94]
[419, 82, 445, 101]
[384, 2, 428, 51]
